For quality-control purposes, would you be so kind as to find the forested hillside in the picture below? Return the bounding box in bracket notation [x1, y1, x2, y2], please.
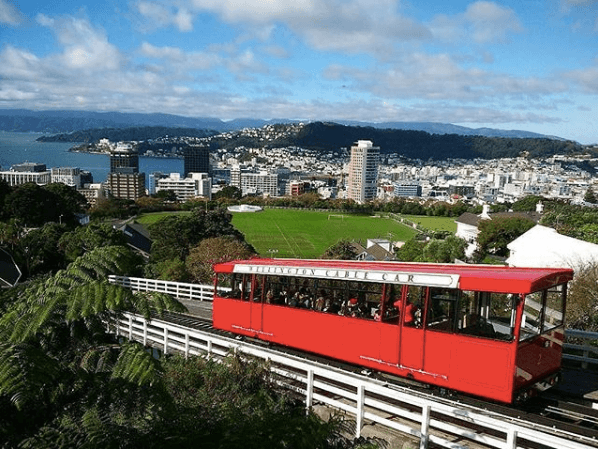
[282, 122, 583, 159]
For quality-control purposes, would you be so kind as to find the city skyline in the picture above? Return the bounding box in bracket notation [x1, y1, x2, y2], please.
[1, 0, 597, 144]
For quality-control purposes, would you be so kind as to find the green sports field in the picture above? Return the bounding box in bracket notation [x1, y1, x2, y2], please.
[231, 209, 418, 258]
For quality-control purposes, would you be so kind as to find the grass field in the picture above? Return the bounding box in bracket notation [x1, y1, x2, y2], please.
[231, 209, 418, 258]
[397, 214, 457, 233]
[136, 209, 419, 258]
[136, 211, 191, 226]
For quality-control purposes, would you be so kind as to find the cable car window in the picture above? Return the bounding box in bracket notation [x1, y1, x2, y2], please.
[520, 290, 544, 341]
[215, 273, 234, 297]
[315, 279, 345, 314]
[458, 291, 515, 341]
[252, 275, 265, 303]
[262, 275, 287, 305]
[343, 281, 383, 319]
[404, 285, 425, 327]
[543, 284, 565, 332]
[223, 273, 250, 301]
[426, 288, 458, 333]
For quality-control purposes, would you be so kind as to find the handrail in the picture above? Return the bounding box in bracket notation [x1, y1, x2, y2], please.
[108, 312, 593, 449]
[108, 275, 598, 368]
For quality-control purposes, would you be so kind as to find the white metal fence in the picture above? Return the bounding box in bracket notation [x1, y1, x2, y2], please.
[108, 275, 598, 368]
[109, 312, 594, 449]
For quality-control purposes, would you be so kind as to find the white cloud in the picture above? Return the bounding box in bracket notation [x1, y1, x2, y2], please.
[136, 1, 194, 32]
[138, 42, 222, 70]
[186, 0, 430, 57]
[323, 52, 568, 104]
[0, 0, 23, 25]
[430, 1, 523, 44]
[565, 65, 598, 92]
[36, 14, 123, 71]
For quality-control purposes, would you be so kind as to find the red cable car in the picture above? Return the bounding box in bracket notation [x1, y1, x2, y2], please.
[212, 258, 573, 403]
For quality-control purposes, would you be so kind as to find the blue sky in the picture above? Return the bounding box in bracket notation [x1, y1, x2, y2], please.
[1, 0, 597, 143]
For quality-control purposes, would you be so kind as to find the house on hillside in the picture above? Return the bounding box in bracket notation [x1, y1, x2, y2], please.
[116, 222, 152, 255]
[351, 239, 396, 261]
[455, 203, 544, 258]
[506, 225, 598, 273]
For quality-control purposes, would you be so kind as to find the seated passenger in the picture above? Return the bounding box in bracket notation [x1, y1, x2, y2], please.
[314, 291, 326, 311]
[265, 290, 274, 304]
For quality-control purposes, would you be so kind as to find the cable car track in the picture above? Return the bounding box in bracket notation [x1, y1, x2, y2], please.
[156, 310, 598, 447]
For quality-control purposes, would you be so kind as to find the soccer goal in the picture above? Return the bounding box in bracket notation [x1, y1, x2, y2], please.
[328, 214, 344, 220]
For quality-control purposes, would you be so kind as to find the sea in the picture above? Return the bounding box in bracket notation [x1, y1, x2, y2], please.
[0, 131, 183, 185]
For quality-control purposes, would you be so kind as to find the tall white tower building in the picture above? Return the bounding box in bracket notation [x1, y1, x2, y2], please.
[347, 140, 379, 203]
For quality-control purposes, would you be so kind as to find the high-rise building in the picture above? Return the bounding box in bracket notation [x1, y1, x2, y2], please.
[110, 143, 139, 174]
[347, 140, 379, 203]
[106, 143, 145, 200]
[184, 145, 210, 177]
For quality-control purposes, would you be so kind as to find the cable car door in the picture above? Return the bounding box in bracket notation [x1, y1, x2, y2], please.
[249, 275, 264, 334]
[399, 286, 426, 371]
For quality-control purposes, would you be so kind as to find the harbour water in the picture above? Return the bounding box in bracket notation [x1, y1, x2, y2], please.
[0, 131, 183, 184]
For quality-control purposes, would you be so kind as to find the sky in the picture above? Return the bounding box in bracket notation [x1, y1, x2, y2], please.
[1, 0, 597, 144]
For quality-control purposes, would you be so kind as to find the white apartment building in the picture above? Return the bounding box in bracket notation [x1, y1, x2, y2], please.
[51, 167, 82, 188]
[240, 171, 279, 197]
[79, 183, 109, 207]
[347, 140, 379, 203]
[156, 172, 212, 201]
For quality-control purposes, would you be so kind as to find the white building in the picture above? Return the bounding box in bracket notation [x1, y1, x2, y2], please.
[347, 140, 379, 203]
[0, 163, 51, 186]
[240, 171, 278, 197]
[79, 183, 109, 207]
[51, 167, 82, 188]
[507, 225, 598, 273]
[156, 172, 212, 201]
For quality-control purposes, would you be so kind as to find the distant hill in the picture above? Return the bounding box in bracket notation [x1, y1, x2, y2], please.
[246, 122, 583, 159]
[336, 120, 556, 139]
[0, 109, 562, 139]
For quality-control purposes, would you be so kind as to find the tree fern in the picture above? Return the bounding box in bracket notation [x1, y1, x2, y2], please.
[0, 343, 61, 411]
[111, 342, 161, 387]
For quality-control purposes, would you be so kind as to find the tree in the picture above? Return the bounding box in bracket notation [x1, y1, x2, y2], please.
[511, 195, 546, 212]
[395, 238, 426, 262]
[422, 236, 467, 263]
[58, 221, 128, 262]
[17, 222, 68, 277]
[154, 189, 178, 201]
[90, 197, 139, 219]
[5, 183, 58, 226]
[0, 245, 186, 447]
[43, 182, 89, 218]
[584, 186, 597, 204]
[566, 263, 598, 331]
[320, 239, 358, 260]
[149, 208, 244, 264]
[214, 185, 242, 200]
[186, 236, 255, 284]
[475, 216, 535, 259]
[0, 179, 12, 219]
